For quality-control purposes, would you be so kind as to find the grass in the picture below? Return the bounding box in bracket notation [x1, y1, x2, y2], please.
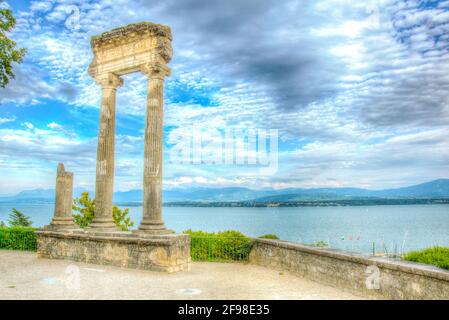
[403, 246, 449, 271]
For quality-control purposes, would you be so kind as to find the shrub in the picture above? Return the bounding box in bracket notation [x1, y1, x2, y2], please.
[184, 229, 253, 262]
[0, 226, 37, 251]
[403, 246, 449, 270]
[8, 208, 32, 227]
[258, 234, 279, 240]
[112, 206, 134, 231]
[310, 240, 329, 247]
[72, 192, 134, 231]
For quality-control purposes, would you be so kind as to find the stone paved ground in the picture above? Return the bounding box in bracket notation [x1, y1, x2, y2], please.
[0, 251, 366, 300]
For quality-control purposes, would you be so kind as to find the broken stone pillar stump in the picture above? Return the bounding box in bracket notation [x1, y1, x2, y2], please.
[48, 163, 76, 230]
[36, 231, 191, 273]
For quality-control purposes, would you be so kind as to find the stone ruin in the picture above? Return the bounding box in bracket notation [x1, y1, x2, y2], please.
[37, 22, 191, 273]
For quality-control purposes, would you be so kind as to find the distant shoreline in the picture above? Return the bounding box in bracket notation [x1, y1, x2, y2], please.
[135, 198, 449, 207]
[2, 198, 449, 208]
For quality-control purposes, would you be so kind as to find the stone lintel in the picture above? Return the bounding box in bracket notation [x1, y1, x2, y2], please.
[89, 21, 173, 77]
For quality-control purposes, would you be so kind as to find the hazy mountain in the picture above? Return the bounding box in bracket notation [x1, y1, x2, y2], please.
[253, 179, 449, 202]
[115, 187, 272, 203]
[1, 179, 448, 203]
[373, 179, 449, 198]
[0, 188, 87, 203]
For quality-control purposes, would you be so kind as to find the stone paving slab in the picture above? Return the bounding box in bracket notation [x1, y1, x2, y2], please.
[0, 251, 366, 300]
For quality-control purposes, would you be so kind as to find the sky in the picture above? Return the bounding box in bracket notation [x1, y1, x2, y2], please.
[0, 0, 449, 195]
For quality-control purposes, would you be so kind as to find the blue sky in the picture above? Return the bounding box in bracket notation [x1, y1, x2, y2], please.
[1, 0, 449, 194]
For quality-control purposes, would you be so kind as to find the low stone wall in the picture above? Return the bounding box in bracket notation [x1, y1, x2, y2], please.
[250, 239, 449, 299]
[37, 230, 191, 273]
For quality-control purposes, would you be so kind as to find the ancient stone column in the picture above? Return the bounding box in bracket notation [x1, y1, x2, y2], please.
[50, 163, 75, 229]
[91, 73, 123, 231]
[138, 65, 171, 233]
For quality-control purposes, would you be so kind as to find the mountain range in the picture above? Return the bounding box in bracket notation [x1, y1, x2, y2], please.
[1, 179, 449, 204]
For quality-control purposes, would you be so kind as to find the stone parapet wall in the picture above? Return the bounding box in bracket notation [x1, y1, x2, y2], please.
[37, 230, 191, 273]
[249, 239, 449, 299]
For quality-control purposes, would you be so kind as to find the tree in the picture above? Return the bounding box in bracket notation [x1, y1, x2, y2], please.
[0, 220, 5, 227]
[112, 206, 134, 231]
[72, 192, 134, 231]
[0, 0, 26, 88]
[8, 208, 32, 227]
[72, 192, 95, 228]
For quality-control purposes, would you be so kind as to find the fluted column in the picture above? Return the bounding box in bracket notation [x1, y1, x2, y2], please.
[91, 73, 123, 231]
[50, 163, 75, 229]
[138, 64, 171, 234]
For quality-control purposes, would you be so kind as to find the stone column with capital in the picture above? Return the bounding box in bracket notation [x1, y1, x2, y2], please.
[91, 73, 123, 231]
[49, 163, 75, 229]
[138, 65, 172, 234]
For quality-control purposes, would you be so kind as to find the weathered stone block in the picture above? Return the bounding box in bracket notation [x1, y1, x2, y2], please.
[36, 230, 191, 273]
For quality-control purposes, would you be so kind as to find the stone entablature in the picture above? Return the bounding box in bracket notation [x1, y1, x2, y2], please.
[88, 22, 172, 78]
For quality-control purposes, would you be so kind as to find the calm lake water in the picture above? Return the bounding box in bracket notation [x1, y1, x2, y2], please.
[1, 203, 448, 254]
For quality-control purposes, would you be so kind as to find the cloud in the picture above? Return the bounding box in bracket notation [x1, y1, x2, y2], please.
[23, 122, 34, 129]
[0, 62, 80, 105]
[29, 1, 54, 13]
[0, 117, 15, 125]
[1, 0, 449, 192]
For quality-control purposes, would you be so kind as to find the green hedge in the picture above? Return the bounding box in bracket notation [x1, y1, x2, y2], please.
[185, 230, 253, 262]
[0, 228, 276, 263]
[403, 246, 449, 271]
[0, 227, 37, 251]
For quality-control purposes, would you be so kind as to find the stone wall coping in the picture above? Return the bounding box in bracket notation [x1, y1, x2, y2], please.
[254, 238, 449, 282]
[36, 230, 190, 246]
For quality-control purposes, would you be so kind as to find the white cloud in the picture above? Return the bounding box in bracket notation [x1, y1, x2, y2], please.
[23, 122, 34, 129]
[30, 0, 54, 13]
[47, 121, 61, 130]
[0, 117, 15, 125]
[1, 0, 449, 191]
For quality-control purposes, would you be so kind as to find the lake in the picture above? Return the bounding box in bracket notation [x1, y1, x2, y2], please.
[1, 203, 448, 254]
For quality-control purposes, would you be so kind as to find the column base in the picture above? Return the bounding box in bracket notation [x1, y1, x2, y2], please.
[47, 217, 77, 230]
[134, 228, 174, 236]
[137, 221, 174, 235]
[89, 217, 119, 232]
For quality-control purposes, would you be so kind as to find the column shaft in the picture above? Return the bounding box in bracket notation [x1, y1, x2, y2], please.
[91, 74, 122, 230]
[139, 76, 167, 232]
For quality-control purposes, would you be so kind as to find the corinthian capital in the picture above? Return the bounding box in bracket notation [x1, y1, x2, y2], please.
[95, 73, 124, 89]
[141, 63, 171, 79]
